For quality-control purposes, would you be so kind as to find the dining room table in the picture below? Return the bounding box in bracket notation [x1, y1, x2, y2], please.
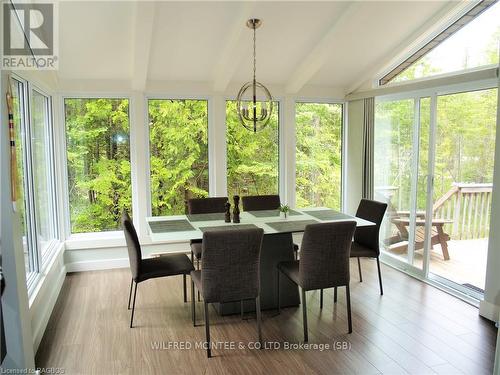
[146, 207, 375, 315]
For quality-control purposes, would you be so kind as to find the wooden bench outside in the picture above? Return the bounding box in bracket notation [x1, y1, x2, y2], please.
[387, 217, 452, 260]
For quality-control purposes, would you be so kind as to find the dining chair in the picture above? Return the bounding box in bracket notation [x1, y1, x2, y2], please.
[242, 194, 299, 258]
[349, 199, 388, 295]
[191, 227, 264, 358]
[122, 211, 194, 328]
[277, 221, 356, 342]
[241, 194, 281, 211]
[186, 197, 228, 269]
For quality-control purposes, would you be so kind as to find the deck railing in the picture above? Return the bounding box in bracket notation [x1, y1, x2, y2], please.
[433, 183, 492, 240]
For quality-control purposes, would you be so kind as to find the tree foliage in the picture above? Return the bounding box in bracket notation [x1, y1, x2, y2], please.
[149, 99, 209, 216]
[374, 89, 497, 213]
[226, 100, 279, 198]
[296, 103, 342, 209]
[65, 98, 131, 233]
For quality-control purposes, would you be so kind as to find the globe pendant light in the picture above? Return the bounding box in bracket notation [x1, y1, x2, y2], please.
[236, 19, 273, 133]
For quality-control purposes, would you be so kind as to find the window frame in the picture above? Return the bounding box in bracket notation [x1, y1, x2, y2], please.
[11, 74, 59, 292]
[30, 86, 60, 267]
[294, 98, 346, 211]
[145, 96, 211, 217]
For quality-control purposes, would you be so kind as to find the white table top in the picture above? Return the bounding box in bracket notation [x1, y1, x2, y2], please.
[146, 207, 375, 243]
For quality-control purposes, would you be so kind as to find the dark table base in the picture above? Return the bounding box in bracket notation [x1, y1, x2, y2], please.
[214, 233, 300, 315]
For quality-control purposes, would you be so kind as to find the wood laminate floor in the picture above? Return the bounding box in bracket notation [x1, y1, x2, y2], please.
[36, 259, 497, 375]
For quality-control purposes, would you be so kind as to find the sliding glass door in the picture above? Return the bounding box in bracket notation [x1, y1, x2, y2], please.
[428, 88, 497, 295]
[374, 97, 429, 271]
[375, 84, 498, 297]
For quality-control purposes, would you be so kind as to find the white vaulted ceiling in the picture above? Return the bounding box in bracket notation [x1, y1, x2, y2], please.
[56, 0, 460, 94]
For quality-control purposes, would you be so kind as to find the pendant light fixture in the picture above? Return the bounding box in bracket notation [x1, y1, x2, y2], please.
[236, 19, 273, 133]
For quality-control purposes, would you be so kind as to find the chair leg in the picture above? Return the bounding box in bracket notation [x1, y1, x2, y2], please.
[191, 280, 196, 326]
[130, 282, 138, 328]
[346, 285, 352, 334]
[357, 257, 363, 282]
[127, 278, 133, 310]
[204, 302, 211, 358]
[256, 296, 262, 347]
[320, 289, 323, 309]
[376, 257, 384, 295]
[183, 274, 187, 303]
[197, 258, 201, 302]
[276, 270, 281, 314]
[301, 288, 308, 342]
[334, 287, 338, 303]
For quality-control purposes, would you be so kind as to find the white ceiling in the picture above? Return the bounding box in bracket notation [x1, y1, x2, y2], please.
[56, 1, 458, 94]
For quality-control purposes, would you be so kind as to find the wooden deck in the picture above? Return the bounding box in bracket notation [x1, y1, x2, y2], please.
[386, 238, 488, 290]
[36, 259, 496, 374]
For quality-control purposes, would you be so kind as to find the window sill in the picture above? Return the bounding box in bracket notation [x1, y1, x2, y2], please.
[65, 231, 190, 251]
[65, 231, 126, 250]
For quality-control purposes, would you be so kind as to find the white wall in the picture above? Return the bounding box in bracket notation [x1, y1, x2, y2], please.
[345, 100, 364, 214]
[29, 245, 65, 352]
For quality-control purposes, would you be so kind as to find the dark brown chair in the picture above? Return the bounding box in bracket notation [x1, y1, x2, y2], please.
[191, 228, 264, 358]
[242, 194, 281, 211]
[186, 197, 228, 269]
[350, 199, 388, 295]
[277, 221, 357, 342]
[242, 194, 299, 257]
[122, 211, 194, 328]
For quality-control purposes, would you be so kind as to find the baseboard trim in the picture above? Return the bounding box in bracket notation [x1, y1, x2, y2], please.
[65, 257, 129, 273]
[480, 299, 500, 322]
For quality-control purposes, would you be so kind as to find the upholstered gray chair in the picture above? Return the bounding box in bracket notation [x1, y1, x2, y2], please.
[350, 199, 388, 295]
[122, 211, 194, 328]
[190, 228, 264, 358]
[277, 221, 357, 342]
[187, 197, 228, 269]
[242, 194, 299, 258]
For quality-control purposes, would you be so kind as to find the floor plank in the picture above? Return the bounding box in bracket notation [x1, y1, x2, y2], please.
[36, 259, 496, 375]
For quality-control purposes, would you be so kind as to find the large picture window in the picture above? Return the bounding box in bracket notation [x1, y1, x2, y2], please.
[226, 100, 279, 199]
[149, 99, 209, 216]
[295, 103, 343, 209]
[65, 98, 131, 233]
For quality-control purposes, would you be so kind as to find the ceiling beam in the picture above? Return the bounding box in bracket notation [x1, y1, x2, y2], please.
[130, 2, 156, 91]
[212, 2, 256, 92]
[284, 3, 360, 95]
